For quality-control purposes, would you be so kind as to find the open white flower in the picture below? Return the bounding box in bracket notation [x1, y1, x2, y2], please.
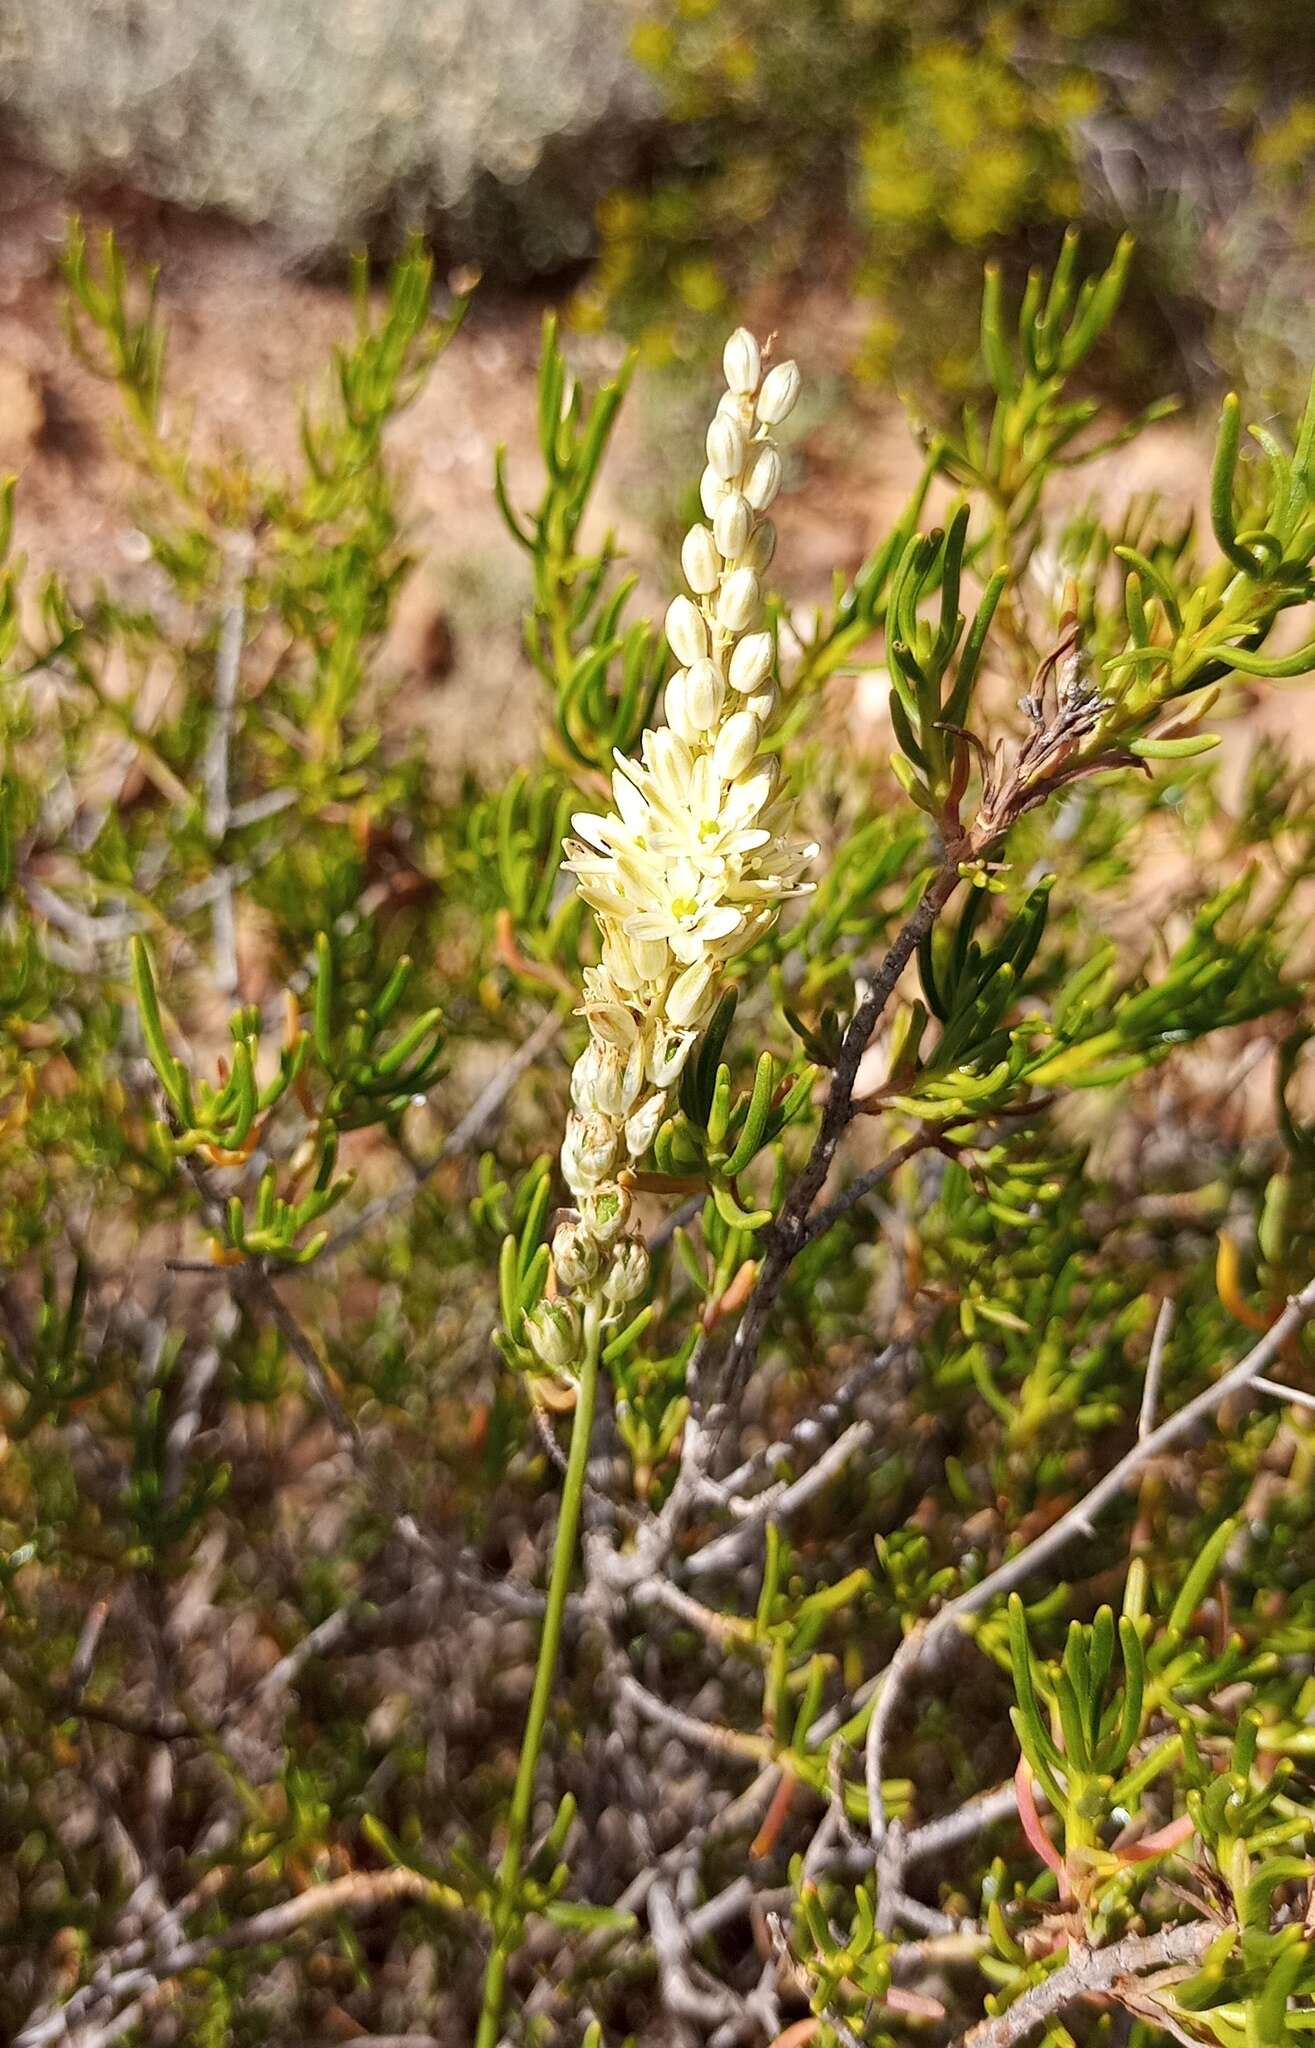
[624, 856, 747, 964]
[656, 762, 773, 871]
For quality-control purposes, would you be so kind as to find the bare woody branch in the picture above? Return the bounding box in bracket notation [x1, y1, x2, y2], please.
[712, 864, 962, 1417]
[17, 1868, 449, 2048]
[865, 1273, 1315, 1843]
[955, 1919, 1214, 2048]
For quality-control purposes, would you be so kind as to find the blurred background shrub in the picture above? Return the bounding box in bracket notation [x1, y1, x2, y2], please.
[4, 0, 1315, 401]
[589, 0, 1315, 399]
[0, 0, 654, 277]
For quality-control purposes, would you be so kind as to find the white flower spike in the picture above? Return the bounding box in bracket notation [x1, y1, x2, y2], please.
[545, 326, 812, 1351]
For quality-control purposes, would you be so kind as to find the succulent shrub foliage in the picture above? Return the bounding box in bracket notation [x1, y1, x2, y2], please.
[1, 227, 1314, 2047]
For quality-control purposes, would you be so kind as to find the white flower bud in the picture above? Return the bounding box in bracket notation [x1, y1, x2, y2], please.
[524, 1298, 581, 1377]
[553, 1216, 600, 1291]
[666, 957, 716, 1029]
[648, 726, 692, 785]
[684, 656, 724, 730]
[580, 1180, 633, 1247]
[728, 630, 773, 694]
[561, 1111, 620, 1193]
[746, 683, 779, 726]
[681, 523, 721, 596]
[722, 327, 761, 395]
[717, 567, 760, 633]
[713, 709, 760, 782]
[699, 464, 726, 519]
[625, 1088, 668, 1159]
[741, 519, 776, 573]
[664, 669, 699, 745]
[705, 413, 746, 483]
[742, 441, 782, 513]
[603, 1235, 650, 1310]
[756, 358, 801, 425]
[713, 492, 752, 560]
[665, 595, 708, 667]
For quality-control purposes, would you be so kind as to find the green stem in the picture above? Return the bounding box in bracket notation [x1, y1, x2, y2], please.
[474, 1309, 601, 2048]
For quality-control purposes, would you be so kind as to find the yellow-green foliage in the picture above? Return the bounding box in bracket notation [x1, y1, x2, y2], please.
[595, 0, 1315, 395]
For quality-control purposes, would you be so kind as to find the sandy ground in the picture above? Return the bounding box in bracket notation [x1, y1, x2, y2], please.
[0, 161, 570, 775]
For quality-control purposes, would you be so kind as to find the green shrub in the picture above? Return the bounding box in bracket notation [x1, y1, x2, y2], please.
[1, 225, 1314, 2046]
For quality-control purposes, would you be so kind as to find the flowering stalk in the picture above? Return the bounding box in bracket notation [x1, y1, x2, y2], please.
[474, 1307, 601, 2048]
[524, 326, 812, 1384]
[479, 331, 810, 2046]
